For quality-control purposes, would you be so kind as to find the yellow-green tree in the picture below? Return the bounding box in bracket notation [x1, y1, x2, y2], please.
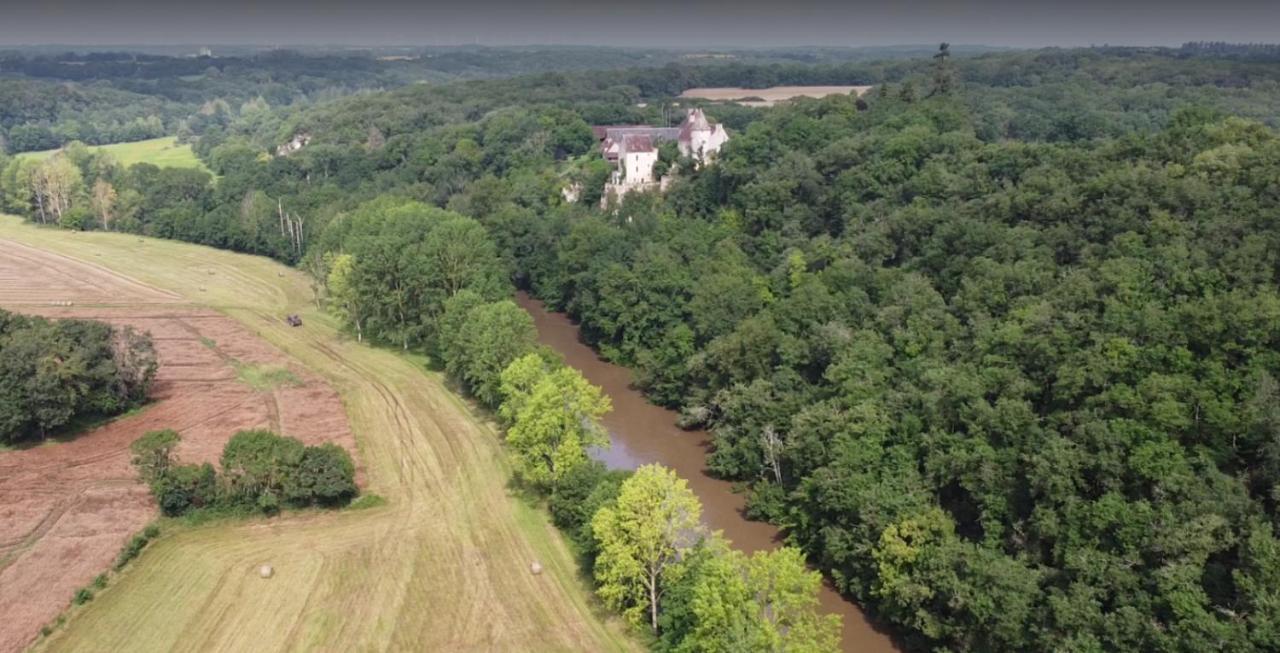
[593, 464, 703, 631]
[326, 253, 365, 342]
[497, 352, 555, 424]
[744, 547, 841, 652]
[681, 546, 759, 651]
[871, 507, 956, 640]
[503, 358, 610, 489]
[677, 544, 840, 652]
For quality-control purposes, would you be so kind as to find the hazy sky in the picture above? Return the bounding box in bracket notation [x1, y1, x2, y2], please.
[1, 0, 1278, 48]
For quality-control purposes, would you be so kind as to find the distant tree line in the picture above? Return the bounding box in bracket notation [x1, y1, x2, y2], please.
[6, 45, 1280, 267]
[0, 141, 307, 262]
[0, 45, 955, 155]
[0, 308, 156, 444]
[1180, 42, 1280, 60]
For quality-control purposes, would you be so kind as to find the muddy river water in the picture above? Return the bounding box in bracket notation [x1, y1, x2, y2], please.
[516, 292, 899, 653]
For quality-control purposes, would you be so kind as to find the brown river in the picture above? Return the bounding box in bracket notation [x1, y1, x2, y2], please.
[516, 292, 900, 653]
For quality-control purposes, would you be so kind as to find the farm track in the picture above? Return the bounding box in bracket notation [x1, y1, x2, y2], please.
[0, 217, 635, 653]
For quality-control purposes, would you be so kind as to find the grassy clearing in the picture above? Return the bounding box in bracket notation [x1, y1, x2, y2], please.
[0, 215, 638, 653]
[232, 361, 303, 391]
[15, 137, 207, 171]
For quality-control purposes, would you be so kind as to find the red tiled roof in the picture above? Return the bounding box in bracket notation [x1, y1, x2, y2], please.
[623, 134, 654, 153]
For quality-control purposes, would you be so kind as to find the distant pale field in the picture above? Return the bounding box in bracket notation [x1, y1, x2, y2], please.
[16, 137, 206, 171]
[680, 85, 873, 106]
[0, 215, 637, 653]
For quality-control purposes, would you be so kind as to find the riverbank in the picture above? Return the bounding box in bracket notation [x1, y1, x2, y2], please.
[516, 291, 900, 653]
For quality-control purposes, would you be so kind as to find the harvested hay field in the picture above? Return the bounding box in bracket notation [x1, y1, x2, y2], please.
[680, 85, 873, 107]
[15, 137, 207, 172]
[0, 240, 181, 305]
[0, 216, 637, 653]
[0, 248, 356, 653]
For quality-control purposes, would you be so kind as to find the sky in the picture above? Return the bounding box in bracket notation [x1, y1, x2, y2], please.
[1, 0, 1278, 48]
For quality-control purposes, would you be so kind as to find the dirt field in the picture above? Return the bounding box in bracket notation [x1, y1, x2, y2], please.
[680, 85, 873, 107]
[0, 244, 357, 653]
[0, 217, 636, 653]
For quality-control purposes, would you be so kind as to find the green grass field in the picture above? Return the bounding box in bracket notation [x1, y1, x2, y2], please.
[0, 215, 637, 653]
[15, 137, 207, 171]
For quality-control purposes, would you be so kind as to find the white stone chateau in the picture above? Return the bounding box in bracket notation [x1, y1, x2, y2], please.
[592, 108, 729, 206]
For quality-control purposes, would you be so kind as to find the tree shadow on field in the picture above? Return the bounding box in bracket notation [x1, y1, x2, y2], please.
[5, 402, 153, 451]
[504, 475, 546, 508]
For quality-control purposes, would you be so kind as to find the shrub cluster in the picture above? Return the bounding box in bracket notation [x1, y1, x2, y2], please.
[0, 308, 156, 443]
[113, 524, 161, 570]
[130, 428, 357, 517]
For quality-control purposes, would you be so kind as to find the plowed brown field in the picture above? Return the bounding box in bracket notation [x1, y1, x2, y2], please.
[0, 242, 355, 653]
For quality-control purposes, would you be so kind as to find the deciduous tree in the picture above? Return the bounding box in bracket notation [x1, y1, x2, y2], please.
[91, 179, 117, 230]
[679, 546, 840, 653]
[326, 253, 366, 341]
[503, 361, 611, 489]
[447, 300, 537, 407]
[129, 429, 180, 484]
[593, 464, 704, 631]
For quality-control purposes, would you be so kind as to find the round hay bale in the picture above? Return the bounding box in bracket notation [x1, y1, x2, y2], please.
[259, 564, 274, 579]
[530, 561, 543, 576]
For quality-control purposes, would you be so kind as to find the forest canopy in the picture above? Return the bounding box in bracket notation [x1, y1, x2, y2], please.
[502, 77, 1280, 653]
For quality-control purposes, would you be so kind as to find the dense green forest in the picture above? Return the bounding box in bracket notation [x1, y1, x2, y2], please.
[0, 308, 157, 443]
[526, 99, 1280, 652]
[5, 44, 1280, 651]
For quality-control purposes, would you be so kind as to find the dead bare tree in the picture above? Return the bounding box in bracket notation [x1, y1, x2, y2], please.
[277, 199, 306, 256]
[32, 181, 47, 224]
[761, 425, 784, 485]
[92, 180, 117, 230]
[35, 155, 81, 224]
